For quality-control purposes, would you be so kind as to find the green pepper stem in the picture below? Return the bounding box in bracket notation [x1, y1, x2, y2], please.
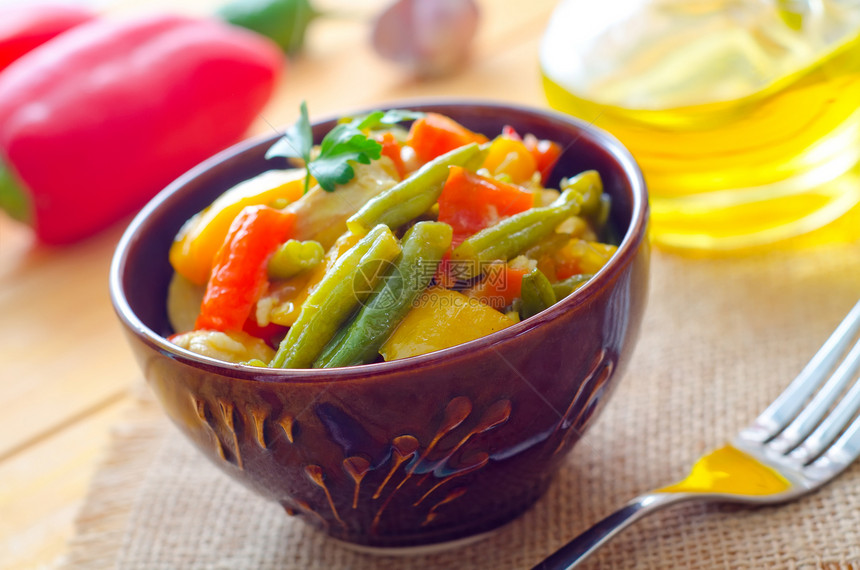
[216, 0, 320, 56]
[0, 156, 31, 224]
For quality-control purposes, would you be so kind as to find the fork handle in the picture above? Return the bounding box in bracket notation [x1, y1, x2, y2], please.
[531, 492, 693, 570]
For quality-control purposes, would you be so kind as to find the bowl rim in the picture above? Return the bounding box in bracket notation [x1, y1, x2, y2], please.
[109, 99, 649, 384]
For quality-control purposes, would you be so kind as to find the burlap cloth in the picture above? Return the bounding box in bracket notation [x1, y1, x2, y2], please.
[61, 242, 860, 570]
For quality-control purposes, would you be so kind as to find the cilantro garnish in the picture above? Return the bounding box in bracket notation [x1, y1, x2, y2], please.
[266, 102, 425, 193]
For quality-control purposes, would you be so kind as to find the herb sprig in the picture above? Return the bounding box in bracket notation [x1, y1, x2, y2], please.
[266, 102, 424, 194]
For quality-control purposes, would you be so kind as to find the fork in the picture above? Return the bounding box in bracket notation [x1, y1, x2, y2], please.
[533, 300, 860, 570]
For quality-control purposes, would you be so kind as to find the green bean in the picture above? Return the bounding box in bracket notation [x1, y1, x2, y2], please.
[552, 273, 593, 300]
[560, 170, 603, 216]
[561, 170, 610, 234]
[522, 232, 571, 261]
[593, 194, 611, 231]
[267, 239, 325, 280]
[560, 169, 612, 234]
[270, 225, 401, 368]
[346, 143, 486, 236]
[450, 190, 581, 279]
[314, 221, 453, 368]
[448, 171, 603, 279]
[519, 268, 557, 320]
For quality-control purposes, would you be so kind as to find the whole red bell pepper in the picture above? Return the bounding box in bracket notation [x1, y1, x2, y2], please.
[0, 3, 95, 72]
[0, 13, 284, 244]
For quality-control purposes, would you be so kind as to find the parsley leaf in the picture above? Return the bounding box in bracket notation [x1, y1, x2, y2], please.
[265, 101, 315, 193]
[266, 103, 426, 193]
[310, 123, 382, 191]
[354, 109, 425, 131]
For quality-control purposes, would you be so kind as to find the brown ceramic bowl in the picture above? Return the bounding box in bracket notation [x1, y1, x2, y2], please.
[109, 101, 650, 550]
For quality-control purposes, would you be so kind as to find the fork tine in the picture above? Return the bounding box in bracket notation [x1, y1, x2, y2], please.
[804, 407, 860, 483]
[741, 300, 860, 443]
[789, 368, 860, 464]
[771, 338, 860, 454]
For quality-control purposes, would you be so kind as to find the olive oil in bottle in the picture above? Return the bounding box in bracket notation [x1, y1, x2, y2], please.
[540, 0, 860, 252]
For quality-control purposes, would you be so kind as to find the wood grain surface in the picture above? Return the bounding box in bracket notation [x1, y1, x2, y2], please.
[0, 0, 560, 567]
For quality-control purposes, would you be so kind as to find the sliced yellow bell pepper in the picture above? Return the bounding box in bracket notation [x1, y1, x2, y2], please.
[481, 135, 538, 185]
[380, 288, 516, 361]
[547, 238, 618, 281]
[170, 168, 306, 286]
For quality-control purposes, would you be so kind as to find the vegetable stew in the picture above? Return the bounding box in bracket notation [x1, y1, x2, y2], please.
[167, 106, 617, 368]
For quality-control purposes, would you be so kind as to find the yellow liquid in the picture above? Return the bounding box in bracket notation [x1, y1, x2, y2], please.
[541, 1, 860, 252]
[658, 445, 791, 496]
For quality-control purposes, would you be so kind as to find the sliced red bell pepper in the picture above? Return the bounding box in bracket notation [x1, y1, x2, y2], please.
[0, 14, 284, 244]
[524, 133, 562, 185]
[437, 165, 534, 245]
[242, 317, 288, 348]
[374, 131, 407, 179]
[464, 264, 528, 310]
[406, 112, 488, 164]
[0, 4, 95, 72]
[196, 205, 296, 332]
[501, 125, 520, 140]
[500, 125, 563, 185]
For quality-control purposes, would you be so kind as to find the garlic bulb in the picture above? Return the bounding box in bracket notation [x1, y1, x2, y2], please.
[371, 0, 480, 78]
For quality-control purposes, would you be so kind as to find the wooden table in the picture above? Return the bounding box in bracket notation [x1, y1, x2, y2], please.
[0, 0, 561, 567]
